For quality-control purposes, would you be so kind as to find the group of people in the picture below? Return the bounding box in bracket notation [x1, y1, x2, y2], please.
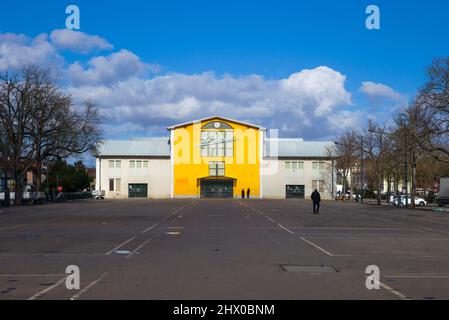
[241, 188, 251, 199]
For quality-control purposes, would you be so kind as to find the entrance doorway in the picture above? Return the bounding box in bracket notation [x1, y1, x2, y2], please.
[128, 184, 148, 198]
[200, 179, 233, 198]
[286, 185, 305, 199]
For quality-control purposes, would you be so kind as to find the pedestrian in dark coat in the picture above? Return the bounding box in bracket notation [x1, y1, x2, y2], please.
[247, 188, 250, 199]
[311, 189, 321, 214]
[241, 189, 245, 199]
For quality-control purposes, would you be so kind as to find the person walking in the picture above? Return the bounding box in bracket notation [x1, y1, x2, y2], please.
[241, 189, 245, 199]
[247, 188, 250, 199]
[311, 189, 321, 214]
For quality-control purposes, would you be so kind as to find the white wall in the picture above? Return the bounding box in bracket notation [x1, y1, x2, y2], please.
[98, 158, 171, 199]
[262, 159, 335, 200]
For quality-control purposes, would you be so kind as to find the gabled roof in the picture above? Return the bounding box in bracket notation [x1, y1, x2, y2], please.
[167, 116, 265, 130]
[265, 138, 334, 158]
[96, 138, 170, 157]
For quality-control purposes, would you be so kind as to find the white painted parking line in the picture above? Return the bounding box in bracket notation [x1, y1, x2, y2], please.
[278, 224, 296, 235]
[105, 236, 136, 255]
[142, 223, 158, 233]
[379, 280, 410, 300]
[27, 276, 67, 300]
[71, 272, 108, 300]
[126, 238, 152, 258]
[299, 237, 334, 256]
[266, 216, 275, 223]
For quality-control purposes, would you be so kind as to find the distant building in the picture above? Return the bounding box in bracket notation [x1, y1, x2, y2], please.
[95, 116, 336, 199]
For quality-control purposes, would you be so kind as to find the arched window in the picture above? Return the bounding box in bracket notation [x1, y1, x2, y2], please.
[202, 121, 233, 130]
[200, 121, 234, 157]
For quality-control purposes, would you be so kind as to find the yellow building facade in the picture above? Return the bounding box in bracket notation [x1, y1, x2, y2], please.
[96, 116, 336, 200]
[168, 117, 264, 198]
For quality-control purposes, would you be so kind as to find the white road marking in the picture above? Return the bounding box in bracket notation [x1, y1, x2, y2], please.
[71, 272, 108, 300]
[27, 276, 67, 300]
[379, 280, 410, 300]
[266, 216, 276, 223]
[278, 224, 295, 235]
[142, 223, 158, 233]
[126, 238, 152, 258]
[299, 237, 334, 256]
[105, 236, 136, 255]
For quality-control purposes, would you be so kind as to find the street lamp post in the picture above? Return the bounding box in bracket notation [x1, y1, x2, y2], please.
[403, 160, 408, 207]
[360, 136, 364, 203]
[331, 158, 335, 199]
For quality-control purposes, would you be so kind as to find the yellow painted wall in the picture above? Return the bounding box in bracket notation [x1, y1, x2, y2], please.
[172, 117, 261, 198]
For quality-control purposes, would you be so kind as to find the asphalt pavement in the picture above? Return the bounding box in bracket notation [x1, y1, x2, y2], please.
[1, 199, 449, 300]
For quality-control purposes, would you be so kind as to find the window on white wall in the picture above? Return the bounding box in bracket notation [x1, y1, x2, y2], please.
[108, 160, 122, 177]
[312, 161, 326, 171]
[312, 180, 325, 193]
[109, 178, 121, 192]
[108, 160, 121, 168]
[129, 160, 150, 177]
[285, 161, 304, 171]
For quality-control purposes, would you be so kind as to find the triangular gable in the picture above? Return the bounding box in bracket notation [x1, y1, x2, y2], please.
[167, 116, 265, 130]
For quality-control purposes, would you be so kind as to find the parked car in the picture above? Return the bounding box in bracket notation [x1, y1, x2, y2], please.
[0, 191, 45, 205]
[393, 195, 427, 207]
[92, 190, 105, 200]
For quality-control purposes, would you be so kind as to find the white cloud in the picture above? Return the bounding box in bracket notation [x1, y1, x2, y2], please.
[360, 81, 404, 101]
[68, 49, 156, 86]
[50, 29, 113, 53]
[68, 67, 353, 138]
[0, 32, 63, 72]
[0, 30, 362, 139]
[281, 66, 352, 116]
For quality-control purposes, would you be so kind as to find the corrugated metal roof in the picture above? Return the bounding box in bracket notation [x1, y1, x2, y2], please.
[97, 138, 170, 157]
[265, 138, 333, 158]
[97, 137, 333, 158]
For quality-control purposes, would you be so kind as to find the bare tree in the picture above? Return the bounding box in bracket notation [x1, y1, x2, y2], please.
[414, 57, 449, 161]
[362, 121, 394, 205]
[0, 68, 37, 204]
[332, 130, 358, 197]
[28, 68, 102, 191]
[0, 65, 103, 203]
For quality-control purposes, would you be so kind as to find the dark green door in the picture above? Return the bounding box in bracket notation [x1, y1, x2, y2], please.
[286, 185, 305, 199]
[128, 184, 148, 198]
[201, 180, 233, 198]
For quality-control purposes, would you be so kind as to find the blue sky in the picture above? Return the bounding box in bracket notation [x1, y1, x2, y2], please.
[1, 0, 448, 141]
